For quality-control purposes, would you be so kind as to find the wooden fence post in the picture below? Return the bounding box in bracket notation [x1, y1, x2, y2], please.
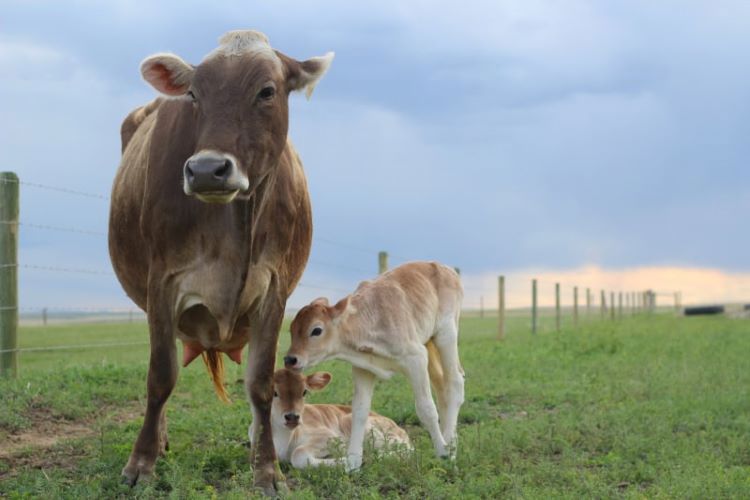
[0, 172, 19, 378]
[618, 292, 623, 319]
[600, 290, 606, 319]
[480, 295, 484, 319]
[42, 307, 48, 326]
[497, 275, 505, 340]
[586, 287, 591, 317]
[531, 279, 538, 335]
[378, 251, 388, 274]
[555, 282, 561, 332]
[573, 286, 579, 327]
[610, 291, 615, 321]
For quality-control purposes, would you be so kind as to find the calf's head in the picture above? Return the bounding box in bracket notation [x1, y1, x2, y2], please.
[285, 296, 350, 370]
[140, 30, 333, 203]
[271, 369, 332, 429]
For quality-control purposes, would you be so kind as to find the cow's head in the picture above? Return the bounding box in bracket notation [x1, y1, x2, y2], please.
[140, 30, 333, 203]
[271, 368, 331, 429]
[285, 296, 350, 371]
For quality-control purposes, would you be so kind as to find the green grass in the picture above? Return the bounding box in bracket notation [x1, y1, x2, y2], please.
[1, 314, 749, 498]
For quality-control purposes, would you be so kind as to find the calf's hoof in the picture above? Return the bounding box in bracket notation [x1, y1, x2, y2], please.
[345, 454, 362, 473]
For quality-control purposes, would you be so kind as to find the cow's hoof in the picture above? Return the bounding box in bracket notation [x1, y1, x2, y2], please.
[121, 456, 156, 487]
[254, 466, 288, 497]
[255, 477, 288, 497]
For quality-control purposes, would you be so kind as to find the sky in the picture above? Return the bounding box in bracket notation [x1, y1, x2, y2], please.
[1, 0, 749, 312]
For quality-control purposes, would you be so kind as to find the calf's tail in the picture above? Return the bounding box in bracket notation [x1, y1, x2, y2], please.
[426, 340, 445, 393]
[202, 349, 231, 403]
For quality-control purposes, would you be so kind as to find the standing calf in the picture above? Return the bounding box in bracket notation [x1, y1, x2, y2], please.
[253, 368, 411, 469]
[284, 261, 464, 471]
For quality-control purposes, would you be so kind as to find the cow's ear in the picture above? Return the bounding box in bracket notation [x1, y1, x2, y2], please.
[331, 296, 349, 318]
[306, 372, 332, 390]
[140, 53, 194, 96]
[285, 52, 334, 100]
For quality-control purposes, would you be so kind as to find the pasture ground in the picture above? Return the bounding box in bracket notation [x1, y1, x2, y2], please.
[1, 313, 749, 498]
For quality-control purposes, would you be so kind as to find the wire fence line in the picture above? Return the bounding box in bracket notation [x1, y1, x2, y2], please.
[0, 175, 690, 366]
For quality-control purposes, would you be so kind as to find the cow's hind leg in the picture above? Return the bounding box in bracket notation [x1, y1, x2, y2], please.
[433, 316, 465, 455]
[401, 347, 449, 458]
[122, 301, 178, 486]
[246, 292, 287, 496]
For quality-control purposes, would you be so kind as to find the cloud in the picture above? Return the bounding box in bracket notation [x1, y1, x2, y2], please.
[1, 0, 749, 312]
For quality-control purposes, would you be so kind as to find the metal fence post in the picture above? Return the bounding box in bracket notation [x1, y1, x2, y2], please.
[497, 275, 505, 340]
[555, 282, 561, 332]
[0, 172, 19, 378]
[531, 279, 538, 335]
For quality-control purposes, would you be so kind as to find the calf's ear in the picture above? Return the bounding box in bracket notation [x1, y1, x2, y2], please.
[332, 296, 349, 318]
[306, 372, 332, 390]
[284, 52, 335, 99]
[140, 53, 194, 96]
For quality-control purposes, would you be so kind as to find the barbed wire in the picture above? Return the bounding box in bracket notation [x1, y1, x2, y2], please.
[0, 340, 148, 354]
[0, 177, 109, 200]
[0, 221, 106, 236]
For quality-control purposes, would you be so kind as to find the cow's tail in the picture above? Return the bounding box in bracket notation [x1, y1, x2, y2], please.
[426, 340, 445, 394]
[202, 349, 231, 403]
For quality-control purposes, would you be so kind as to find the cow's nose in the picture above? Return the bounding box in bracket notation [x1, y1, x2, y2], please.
[284, 413, 300, 423]
[183, 154, 239, 194]
[283, 355, 298, 368]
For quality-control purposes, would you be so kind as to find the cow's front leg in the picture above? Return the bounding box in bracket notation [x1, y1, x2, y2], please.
[246, 294, 287, 496]
[122, 301, 178, 486]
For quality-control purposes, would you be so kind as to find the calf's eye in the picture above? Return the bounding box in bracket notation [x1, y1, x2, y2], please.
[310, 327, 323, 337]
[273, 391, 278, 398]
[303, 389, 309, 396]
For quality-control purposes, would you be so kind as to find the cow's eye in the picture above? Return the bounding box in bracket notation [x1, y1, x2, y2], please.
[303, 389, 309, 397]
[273, 391, 278, 398]
[187, 90, 197, 103]
[310, 327, 323, 337]
[257, 86, 275, 100]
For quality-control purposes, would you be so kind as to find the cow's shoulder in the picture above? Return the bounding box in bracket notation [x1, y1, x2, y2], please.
[120, 99, 162, 154]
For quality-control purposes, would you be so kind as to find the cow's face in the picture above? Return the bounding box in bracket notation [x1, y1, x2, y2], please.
[271, 369, 331, 429]
[140, 30, 333, 204]
[285, 296, 350, 371]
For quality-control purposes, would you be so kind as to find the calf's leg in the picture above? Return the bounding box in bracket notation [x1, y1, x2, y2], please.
[346, 366, 377, 472]
[433, 322, 465, 454]
[122, 301, 178, 486]
[246, 294, 286, 495]
[401, 348, 449, 458]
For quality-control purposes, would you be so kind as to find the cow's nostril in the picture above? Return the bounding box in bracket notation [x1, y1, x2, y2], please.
[185, 164, 195, 181]
[283, 355, 297, 367]
[213, 160, 232, 180]
[284, 413, 299, 422]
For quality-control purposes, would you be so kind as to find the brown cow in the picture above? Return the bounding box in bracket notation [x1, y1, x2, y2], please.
[108, 30, 333, 494]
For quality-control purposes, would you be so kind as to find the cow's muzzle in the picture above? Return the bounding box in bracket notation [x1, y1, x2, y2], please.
[183, 151, 249, 203]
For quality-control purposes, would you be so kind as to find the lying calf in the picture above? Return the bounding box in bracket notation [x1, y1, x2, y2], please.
[284, 261, 464, 471]
[250, 368, 411, 469]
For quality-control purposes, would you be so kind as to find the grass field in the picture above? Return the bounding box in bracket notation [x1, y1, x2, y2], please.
[1, 313, 749, 498]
